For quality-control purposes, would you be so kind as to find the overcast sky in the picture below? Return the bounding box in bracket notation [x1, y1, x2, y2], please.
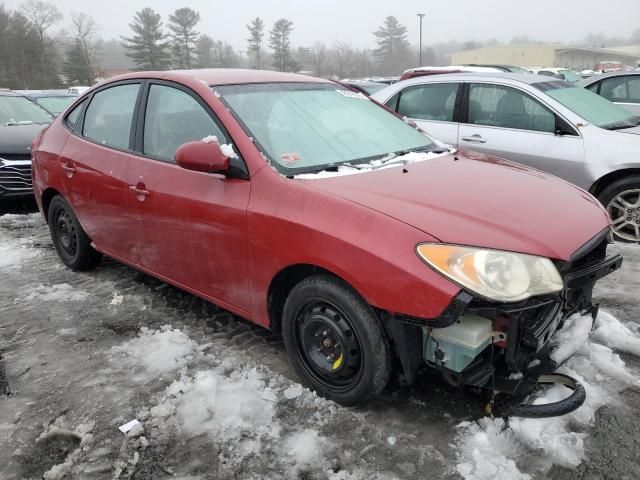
[5, 0, 640, 50]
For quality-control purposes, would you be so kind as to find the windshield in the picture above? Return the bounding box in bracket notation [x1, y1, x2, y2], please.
[216, 83, 436, 174]
[537, 82, 639, 129]
[35, 96, 75, 114]
[0, 96, 53, 125]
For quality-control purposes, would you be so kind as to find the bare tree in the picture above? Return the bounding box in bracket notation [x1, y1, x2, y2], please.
[20, 0, 62, 85]
[311, 42, 327, 76]
[68, 12, 101, 84]
[332, 42, 354, 79]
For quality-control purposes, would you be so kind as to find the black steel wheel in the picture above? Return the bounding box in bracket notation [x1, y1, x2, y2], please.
[282, 275, 392, 405]
[47, 195, 101, 270]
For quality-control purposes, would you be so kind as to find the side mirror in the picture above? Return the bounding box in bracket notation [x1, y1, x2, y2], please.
[175, 141, 230, 174]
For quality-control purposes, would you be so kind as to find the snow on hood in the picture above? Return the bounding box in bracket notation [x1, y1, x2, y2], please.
[293, 148, 455, 179]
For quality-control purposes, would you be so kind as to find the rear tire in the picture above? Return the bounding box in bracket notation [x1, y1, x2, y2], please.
[282, 274, 392, 405]
[48, 195, 101, 270]
[598, 175, 640, 243]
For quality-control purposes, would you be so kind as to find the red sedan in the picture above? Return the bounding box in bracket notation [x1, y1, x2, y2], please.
[32, 69, 621, 412]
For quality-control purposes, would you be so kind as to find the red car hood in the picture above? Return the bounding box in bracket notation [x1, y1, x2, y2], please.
[303, 150, 610, 261]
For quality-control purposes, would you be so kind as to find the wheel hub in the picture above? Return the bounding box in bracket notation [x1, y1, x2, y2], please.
[294, 301, 362, 390]
[607, 189, 640, 242]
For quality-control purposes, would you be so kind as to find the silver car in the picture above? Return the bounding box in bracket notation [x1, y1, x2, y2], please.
[372, 73, 640, 242]
[578, 71, 640, 116]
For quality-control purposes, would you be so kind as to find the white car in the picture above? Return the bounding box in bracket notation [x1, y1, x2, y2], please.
[67, 86, 90, 96]
[527, 68, 583, 83]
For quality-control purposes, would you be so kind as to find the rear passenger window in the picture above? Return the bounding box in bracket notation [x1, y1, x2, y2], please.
[468, 84, 555, 133]
[83, 84, 140, 149]
[397, 83, 458, 122]
[65, 99, 87, 131]
[600, 76, 628, 102]
[143, 84, 226, 161]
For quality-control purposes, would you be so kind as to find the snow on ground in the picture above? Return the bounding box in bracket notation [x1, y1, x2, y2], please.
[109, 324, 336, 476]
[455, 308, 640, 479]
[18, 283, 90, 302]
[2, 209, 640, 479]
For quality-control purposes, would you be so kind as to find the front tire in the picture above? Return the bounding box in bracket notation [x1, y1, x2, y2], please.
[598, 175, 640, 243]
[282, 275, 392, 405]
[48, 195, 102, 270]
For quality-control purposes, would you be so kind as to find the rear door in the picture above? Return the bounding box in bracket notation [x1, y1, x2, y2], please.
[58, 82, 142, 258]
[389, 82, 461, 145]
[457, 82, 587, 184]
[126, 81, 252, 311]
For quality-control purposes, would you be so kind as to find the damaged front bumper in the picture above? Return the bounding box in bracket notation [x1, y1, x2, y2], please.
[382, 228, 623, 417]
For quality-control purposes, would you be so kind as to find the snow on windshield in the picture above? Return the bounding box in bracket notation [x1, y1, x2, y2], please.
[294, 148, 456, 179]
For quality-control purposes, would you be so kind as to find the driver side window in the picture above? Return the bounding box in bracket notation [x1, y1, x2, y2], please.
[468, 84, 556, 133]
[143, 84, 227, 161]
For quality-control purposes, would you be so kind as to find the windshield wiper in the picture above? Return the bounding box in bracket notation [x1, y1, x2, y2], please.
[603, 117, 640, 131]
[367, 145, 447, 170]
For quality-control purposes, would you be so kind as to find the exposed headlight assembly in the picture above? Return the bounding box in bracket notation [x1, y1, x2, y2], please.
[416, 243, 563, 302]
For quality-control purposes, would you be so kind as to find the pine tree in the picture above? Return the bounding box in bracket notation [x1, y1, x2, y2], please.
[63, 39, 93, 84]
[246, 17, 264, 69]
[373, 16, 412, 75]
[167, 7, 200, 69]
[269, 18, 297, 72]
[121, 8, 170, 70]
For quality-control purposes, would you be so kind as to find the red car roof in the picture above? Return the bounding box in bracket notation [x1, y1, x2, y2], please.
[106, 69, 331, 86]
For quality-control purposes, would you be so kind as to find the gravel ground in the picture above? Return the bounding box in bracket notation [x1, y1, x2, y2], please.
[1, 198, 639, 480]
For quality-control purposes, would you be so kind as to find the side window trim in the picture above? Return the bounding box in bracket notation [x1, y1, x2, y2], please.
[63, 98, 88, 132]
[72, 80, 145, 153]
[135, 79, 249, 178]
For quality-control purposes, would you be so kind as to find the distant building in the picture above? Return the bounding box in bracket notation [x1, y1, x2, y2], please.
[450, 45, 640, 70]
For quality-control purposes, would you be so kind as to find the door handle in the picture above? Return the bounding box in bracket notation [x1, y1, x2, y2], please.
[461, 135, 487, 144]
[61, 163, 76, 176]
[129, 184, 150, 201]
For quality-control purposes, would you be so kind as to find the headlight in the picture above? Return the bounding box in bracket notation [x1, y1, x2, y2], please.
[416, 243, 563, 302]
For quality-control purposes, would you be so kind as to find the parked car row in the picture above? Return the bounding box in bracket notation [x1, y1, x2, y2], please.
[28, 69, 622, 416]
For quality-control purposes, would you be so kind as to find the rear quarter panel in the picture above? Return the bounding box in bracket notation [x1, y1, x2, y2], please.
[32, 120, 69, 216]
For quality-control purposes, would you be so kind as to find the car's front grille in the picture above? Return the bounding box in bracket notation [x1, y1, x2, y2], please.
[0, 163, 33, 192]
[1, 153, 32, 161]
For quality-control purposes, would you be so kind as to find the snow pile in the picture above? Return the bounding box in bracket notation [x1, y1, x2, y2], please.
[111, 325, 197, 375]
[150, 368, 280, 442]
[39, 421, 95, 480]
[549, 313, 593, 364]
[456, 418, 529, 480]
[280, 429, 325, 468]
[0, 238, 41, 270]
[455, 310, 640, 479]
[294, 149, 455, 179]
[21, 283, 90, 302]
[592, 310, 640, 356]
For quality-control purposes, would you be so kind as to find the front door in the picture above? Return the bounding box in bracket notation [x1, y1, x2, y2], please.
[126, 82, 252, 312]
[458, 83, 587, 186]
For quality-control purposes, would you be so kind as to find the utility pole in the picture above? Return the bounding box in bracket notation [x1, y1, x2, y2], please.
[417, 13, 426, 67]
